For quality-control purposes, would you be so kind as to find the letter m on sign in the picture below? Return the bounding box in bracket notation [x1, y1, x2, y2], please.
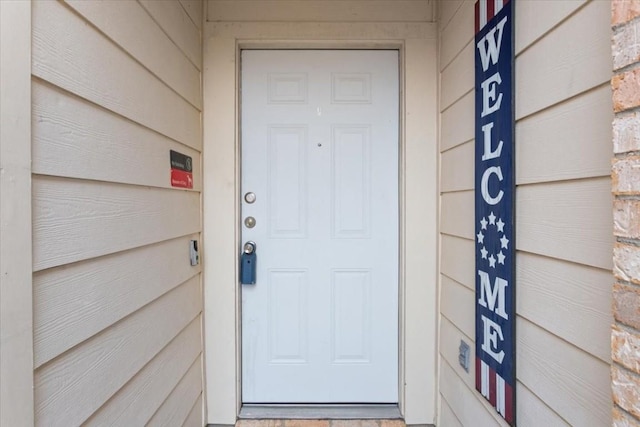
[474, 0, 515, 425]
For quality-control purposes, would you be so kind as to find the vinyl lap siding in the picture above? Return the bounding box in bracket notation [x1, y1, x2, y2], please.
[207, 0, 435, 22]
[438, 1, 612, 426]
[31, 1, 203, 425]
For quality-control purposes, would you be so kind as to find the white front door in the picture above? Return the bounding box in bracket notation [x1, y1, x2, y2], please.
[241, 50, 399, 403]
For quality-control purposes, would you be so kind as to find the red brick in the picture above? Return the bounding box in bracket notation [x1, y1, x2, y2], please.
[613, 18, 640, 71]
[613, 69, 640, 113]
[614, 200, 640, 239]
[613, 365, 640, 419]
[614, 283, 640, 329]
[613, 324, 640, 374]
[613, 0, 640, 26]
[613, 156, 640, 195]
[613, 405, 640, 426]
[614, 243, 640, 285]
[614, 112, 640, 154]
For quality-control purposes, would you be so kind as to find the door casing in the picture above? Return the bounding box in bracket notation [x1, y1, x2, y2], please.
[203, 23, 438, 425]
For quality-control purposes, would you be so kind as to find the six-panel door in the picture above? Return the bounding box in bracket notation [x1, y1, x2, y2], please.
[241, 50, 399, 403]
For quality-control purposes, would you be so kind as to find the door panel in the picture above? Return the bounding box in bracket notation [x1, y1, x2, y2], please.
[332, 126, 371, 238]
[241, 50, 399, 403]
[267, 126, 308, 238]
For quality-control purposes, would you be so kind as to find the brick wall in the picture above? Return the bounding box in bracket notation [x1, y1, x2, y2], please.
[612, 1, 640, 425]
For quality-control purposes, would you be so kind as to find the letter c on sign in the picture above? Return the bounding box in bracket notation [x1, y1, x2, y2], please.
[481, 166, 504, 205]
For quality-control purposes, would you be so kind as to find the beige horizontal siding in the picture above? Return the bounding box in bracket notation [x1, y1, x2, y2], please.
[517, 318, 611, 426]
[441, 234, 475, 289]
[440, 316, 472, 375]
[516, 382, 570, 427]
[440, 276, 474, 337]
[439, 397, 463, 427]
[440, 316, 575, 427]
[440, 42, 474, 110]
[33, 235, 202, 368]
[65, 0, 202, 109]
[35, 278, 201, 427]
[516, 83, 613, 185]
[515, 0, 588, 55]
[32, 82, 202, 191]
[441, 141, 474, 192]
[140, 0, 202, 69]
[85, 317, 202, 426]
[438, 0, 612, 425]
[517, 252, 612, 363]
[440, 358, 509, 427]
[32, 0, 201, 149]
[147, 355, 203, 426]
[515, 0, 611, 120]
[438, 0, 463, 32]
[32, 0, 203, 425]
[32, 177, 201, 271]
[183, 394, 205, 427]
[516, 177, 613, 270]
[440, 190, 475, 240]
[207, 0, 436, 22]
[439, 0, 472, 70]
[440, 91, 473, 152]
[181, 0, 204, 29]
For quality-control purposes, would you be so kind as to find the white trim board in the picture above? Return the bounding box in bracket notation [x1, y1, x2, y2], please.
[0, 1, 34, 425]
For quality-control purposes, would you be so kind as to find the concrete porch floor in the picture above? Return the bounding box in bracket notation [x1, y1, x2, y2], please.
[236, 420, 406, 427]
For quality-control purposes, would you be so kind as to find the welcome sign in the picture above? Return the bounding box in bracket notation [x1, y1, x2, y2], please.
[474, 0, 515, 424]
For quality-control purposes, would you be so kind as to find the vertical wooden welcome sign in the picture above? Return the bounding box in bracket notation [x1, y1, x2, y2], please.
[474, 0, 515, 424]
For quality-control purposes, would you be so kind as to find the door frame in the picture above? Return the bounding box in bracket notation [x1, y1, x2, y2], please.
[203, 22, 439, 426]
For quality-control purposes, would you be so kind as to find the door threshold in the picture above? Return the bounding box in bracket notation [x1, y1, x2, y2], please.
[239, 404, 402, 420]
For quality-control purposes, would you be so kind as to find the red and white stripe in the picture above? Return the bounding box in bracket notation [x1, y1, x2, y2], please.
[476, 358, 514, 423]
[475, 0, 509, 33]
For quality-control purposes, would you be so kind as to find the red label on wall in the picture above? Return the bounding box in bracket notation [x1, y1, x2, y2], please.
[171, 168, 193, 189]
[170, 150, 193, 189]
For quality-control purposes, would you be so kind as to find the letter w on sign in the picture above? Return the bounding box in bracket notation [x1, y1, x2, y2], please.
[474, 0, 515, 425]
